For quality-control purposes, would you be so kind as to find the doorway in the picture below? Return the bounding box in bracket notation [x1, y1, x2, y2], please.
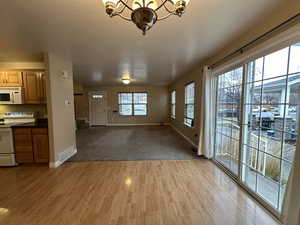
[89, 91, 107, 126]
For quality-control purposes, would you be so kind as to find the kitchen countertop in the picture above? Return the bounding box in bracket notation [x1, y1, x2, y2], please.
[0, 122, 22, 128]
[11, 122, 48, 128]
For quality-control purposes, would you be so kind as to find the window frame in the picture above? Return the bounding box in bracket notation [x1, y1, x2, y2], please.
[171, 90, 176, 119]
[118, 92, 148, 116]
[184, 82, 195, 127]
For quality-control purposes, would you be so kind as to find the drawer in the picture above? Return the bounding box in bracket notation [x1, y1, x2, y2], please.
[32, 128, 48, 135]
[15, 145, 33, 153]
[14, 134, 32, 147]
[13, 128, 31, 135]
[16, 152, 34, 163]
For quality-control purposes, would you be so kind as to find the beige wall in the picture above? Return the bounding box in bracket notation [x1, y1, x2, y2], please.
[79, 85, 169, 125]
[203, 0, 300, 66]
[46, 52, 76, 164]
[168, 69, 203, 146]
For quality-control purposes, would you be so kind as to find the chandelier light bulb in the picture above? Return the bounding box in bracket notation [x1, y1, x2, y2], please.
[170, 0, 190, 16]
[102, 0, 119, 5]
[170, 0, 190, 5]
[102, 0, 119, 15]
[122, 78, 131, 85]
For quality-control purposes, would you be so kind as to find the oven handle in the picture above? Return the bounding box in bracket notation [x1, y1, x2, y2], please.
[10, 92, 15, 104]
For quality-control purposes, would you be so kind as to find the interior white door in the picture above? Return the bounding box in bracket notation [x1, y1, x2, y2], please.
[89, 91, 107, 126]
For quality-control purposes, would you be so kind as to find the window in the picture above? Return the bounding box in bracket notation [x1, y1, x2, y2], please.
[215, 67, 243, 175]
[171, 90, 176, 119]
[242, 46, 299, 210]
[92, 94, 103, 99]
[214, 42, 300, 213]
[118, 93, 147, 116]
[184, 82, 195, 127]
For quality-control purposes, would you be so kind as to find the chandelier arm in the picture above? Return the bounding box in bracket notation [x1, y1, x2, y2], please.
[157, 13, 176, 21]
[119, 0, 130, 13]
[162, 3, 176, 14]
[155, 0, 170, 12]
[112, 1, 127, 15]
[146, 1, 155, 8]
[115, 13, 132, 21]
[134, 2, 143, 8]
[118, 0, 134, 11]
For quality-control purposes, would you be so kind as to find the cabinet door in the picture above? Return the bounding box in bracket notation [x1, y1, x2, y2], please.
[39, 72, 47, 104]
[0, 72, 7, 86]
[33, 134, 49, 163]
[5, 71, 23, 86]
[23, 72, 41, 104]
[14, 128, 34, 163]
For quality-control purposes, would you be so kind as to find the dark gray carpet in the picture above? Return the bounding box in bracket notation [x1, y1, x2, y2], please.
[68, 125, 199, 162]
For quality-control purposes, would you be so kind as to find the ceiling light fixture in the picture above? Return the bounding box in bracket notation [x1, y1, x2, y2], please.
[122, 78, 131, 84]
[102, 0, 190, 35]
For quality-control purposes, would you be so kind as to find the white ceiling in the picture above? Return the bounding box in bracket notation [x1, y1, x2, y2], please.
[0, 0, 289, 86]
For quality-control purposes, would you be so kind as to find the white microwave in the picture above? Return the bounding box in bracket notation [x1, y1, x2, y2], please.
[0, 87, 24, 104]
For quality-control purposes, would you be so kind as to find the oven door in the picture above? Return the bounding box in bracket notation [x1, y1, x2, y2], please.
[0, 91, 13, 104]
[0, 128, 16, 166]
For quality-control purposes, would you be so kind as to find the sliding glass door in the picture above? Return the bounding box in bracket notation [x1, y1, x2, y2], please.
[215, 67, 243, 175]
[214, 42, 300, 213]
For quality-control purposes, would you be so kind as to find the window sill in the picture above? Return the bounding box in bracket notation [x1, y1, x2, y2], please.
[119, 115, 148, 117]
[183, 122, 195, 129]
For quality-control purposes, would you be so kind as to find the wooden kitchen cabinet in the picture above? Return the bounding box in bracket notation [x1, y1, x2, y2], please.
[0, 72, 6, 85]
[32, 128, 49, 163]
[14, 128, 34, 163]
[0, 71, 23, 87]
[23, 71, 46, 104]
[14, 128, 49, 164]
[40, 73, 47, 104]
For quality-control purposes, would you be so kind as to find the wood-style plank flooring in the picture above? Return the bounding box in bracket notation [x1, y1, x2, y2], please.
[0, 160, 279, 225]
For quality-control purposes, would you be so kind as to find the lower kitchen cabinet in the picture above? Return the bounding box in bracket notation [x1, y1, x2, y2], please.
[13, 128, 49, 164]
[32, 129, 49, 163]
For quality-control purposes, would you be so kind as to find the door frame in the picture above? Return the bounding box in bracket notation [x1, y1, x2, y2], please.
[89, 91, 108, 126]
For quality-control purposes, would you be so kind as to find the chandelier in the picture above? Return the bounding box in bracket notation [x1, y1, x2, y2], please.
[102, 0, 190, 35]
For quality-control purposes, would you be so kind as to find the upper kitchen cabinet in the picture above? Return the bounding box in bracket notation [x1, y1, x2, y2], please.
[0, 71, 23, 87]
[23, 71, 47, 104]
[40, 73, 47, 104]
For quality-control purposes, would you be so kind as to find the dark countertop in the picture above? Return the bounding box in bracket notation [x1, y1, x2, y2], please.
[11, 119, 48, 128]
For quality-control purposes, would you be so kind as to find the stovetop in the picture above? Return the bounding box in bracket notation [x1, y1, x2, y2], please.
[0, 122, 24, 128]
[0, 112, 36, 128]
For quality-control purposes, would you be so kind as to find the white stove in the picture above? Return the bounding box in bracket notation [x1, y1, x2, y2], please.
[0, 112, 36, 166]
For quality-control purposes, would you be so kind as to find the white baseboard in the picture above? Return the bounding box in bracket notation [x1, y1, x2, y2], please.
[169, 123, 198, 148]
[106, 123, 165, 126]
[49, 146, 77, 168]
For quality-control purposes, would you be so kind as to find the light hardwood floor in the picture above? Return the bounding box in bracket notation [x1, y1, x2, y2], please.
[0, 160, 279, 225]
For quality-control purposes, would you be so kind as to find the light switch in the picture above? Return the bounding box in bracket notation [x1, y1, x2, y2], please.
[65, 100, 71, 106]
[61, 70, 69, 79]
